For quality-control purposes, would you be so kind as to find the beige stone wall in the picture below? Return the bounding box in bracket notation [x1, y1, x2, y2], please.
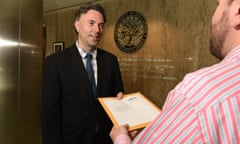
[43, 0, 218, 107]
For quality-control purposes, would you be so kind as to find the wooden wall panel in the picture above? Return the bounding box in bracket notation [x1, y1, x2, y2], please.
[43, 0, 218, 107]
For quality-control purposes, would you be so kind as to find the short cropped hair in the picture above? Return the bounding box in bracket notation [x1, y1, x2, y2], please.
[74, 4, 107, 23]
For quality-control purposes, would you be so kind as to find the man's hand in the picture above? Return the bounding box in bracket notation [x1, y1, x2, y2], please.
[110, 125, 129, 142]
[110, 124, 139, 142]
[116, 92, 124, 99]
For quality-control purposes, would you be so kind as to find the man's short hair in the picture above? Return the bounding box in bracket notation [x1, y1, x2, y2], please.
[74, 4, 107, 22]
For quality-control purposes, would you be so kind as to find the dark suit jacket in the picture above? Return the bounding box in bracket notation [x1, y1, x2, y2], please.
[41, 44, 124, 144]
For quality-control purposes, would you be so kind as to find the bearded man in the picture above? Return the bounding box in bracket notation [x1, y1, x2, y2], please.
[110, 0, 240, 143]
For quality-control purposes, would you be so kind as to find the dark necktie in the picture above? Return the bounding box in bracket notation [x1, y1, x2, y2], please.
[86, 53, 99, 133]
[86, 53, 97, 97]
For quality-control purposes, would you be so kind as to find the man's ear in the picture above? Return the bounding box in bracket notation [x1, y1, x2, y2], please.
[231, 5, 240, 29]
[74, 21, 80, 33]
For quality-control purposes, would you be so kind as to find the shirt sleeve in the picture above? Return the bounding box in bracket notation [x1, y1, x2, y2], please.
[114, 134, 132, 144]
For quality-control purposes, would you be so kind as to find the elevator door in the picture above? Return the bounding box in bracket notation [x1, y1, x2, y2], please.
[0, 0, 43, 143]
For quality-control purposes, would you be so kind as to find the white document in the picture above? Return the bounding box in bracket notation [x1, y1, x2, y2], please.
[98, 92, 161, 130]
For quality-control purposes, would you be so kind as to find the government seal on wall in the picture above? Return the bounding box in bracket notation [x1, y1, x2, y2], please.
[114, 11, 148, 53]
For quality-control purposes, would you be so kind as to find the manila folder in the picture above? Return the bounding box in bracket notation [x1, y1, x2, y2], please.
[98, 92, 161, 131]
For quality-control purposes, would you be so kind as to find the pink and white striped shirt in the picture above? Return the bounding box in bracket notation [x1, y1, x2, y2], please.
[115, 46, 240, 144]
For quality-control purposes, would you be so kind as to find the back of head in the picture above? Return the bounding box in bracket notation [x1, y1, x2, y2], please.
[210, 0, 240, 59]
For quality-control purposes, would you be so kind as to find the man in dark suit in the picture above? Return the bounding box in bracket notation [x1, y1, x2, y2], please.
[41, 4, 124, 144]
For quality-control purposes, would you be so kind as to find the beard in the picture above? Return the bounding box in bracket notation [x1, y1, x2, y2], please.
[210, 11, 229, 60]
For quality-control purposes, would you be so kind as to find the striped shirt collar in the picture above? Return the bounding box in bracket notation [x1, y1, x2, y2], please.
[222, 45, 240, 63]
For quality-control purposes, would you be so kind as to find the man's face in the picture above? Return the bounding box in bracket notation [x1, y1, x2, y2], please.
[75, 10, 105, 51]
[210, 0, 230, 59]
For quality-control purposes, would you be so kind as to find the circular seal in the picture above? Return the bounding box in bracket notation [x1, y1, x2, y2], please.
[114, 11, 148, 53]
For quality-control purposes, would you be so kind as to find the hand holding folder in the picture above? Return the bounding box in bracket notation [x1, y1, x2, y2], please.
[98, 92, 161, 131]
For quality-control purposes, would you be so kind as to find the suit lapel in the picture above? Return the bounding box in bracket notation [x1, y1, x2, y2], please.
[67, 45, 94, 96]
[96, 49, 105, 95]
